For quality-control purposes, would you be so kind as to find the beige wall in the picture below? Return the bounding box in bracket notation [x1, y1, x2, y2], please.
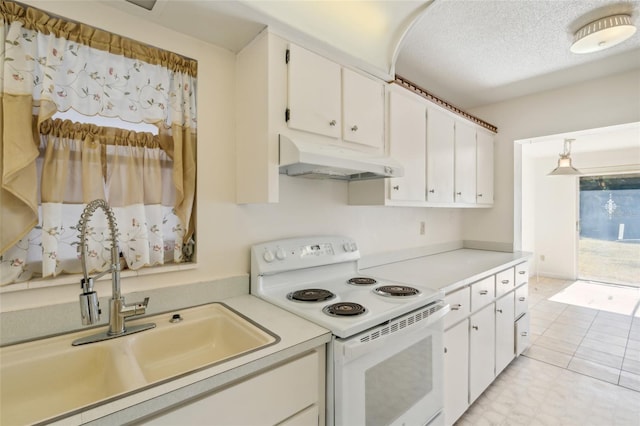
[465, 70, 640, 251]
[2, 1, 463, 313]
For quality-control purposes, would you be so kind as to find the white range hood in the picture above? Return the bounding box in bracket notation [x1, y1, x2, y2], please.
[279, 135, 404, 181]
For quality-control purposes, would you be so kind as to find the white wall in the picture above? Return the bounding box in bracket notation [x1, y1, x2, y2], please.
[1, 1, 463, 313]
[464, 70, 640, 251]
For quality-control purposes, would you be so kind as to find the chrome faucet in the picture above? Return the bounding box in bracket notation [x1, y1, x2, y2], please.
[72, 199, 155, 346]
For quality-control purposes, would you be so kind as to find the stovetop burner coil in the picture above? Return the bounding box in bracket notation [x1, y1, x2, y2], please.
[347, 277, 377, 286]
[374, 285, 421, 297]
[323, 302, 367, 316]
[287, 289, 335, 302]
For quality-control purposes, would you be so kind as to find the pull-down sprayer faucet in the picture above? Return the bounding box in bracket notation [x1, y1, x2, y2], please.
[72, 199, 155, 346]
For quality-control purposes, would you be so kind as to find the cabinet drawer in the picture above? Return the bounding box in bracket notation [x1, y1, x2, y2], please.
[495, 268, 515, 298]
[471, 276, 494, 311]
[515, 283, 529, 319]
[515, 262, 529, 287]
[515, 313, 530, 356]
[445, 287, 470, 328]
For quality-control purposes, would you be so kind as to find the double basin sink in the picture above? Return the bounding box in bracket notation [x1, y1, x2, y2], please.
[0, 303, 279, 425]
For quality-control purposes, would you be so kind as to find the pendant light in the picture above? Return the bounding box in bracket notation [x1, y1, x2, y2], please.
[548, 139, 581, 176]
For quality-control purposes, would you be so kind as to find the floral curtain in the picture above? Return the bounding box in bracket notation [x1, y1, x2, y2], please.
[0, 1, 197, 284]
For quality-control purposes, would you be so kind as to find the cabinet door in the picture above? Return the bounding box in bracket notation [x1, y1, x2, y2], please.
[388, 89, 426, 202]
[287, 44, 341, 138]
[469, 304, 495, 403]
[495, 267, 515, 298]
[495, 293, 515, 375]
[426, 107, 454, 203]
[515, 313, 531, 356]
[454, 121, 477, 204]
[470, 275, 494, 311]
[444, 320, 469, 426]
[476, 131, 494, 204]
[444, 286, 470, 329]
[342, 68, 384, 149]
[515, 283, 529, 319]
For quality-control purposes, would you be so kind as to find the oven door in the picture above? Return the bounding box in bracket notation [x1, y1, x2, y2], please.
[331, 303, 448, 426]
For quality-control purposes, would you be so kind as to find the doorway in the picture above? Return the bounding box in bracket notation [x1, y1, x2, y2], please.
[578, 173, 640, 287]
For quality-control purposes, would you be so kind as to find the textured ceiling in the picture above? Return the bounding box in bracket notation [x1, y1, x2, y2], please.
[395, 0, 640, 109]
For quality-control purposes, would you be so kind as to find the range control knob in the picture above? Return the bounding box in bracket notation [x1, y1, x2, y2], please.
[263, 250, 275, 263]
[275, 248, 287, 260]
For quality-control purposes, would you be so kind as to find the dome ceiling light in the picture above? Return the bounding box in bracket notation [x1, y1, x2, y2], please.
[570, 14, 637, 54]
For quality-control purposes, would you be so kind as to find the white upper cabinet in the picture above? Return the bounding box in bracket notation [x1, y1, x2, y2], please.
[454, 120, 477, 204]
[476, 130, 494, 204]
[387, 88, 426, 202]
[342, 68, 384, 149]
[287, 44, 342, 139]
[286, 44, 384, 150]
[426, 107, 455, 203]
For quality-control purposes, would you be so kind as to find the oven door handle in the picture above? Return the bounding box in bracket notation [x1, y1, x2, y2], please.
[341, 304, 449, 363]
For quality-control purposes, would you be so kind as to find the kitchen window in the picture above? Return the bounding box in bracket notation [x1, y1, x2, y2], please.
[0, 1, 197, 286]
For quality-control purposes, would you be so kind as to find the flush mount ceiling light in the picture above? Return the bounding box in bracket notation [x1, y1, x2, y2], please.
[548, 139, 581, 176]
[571, 14, 637, 54]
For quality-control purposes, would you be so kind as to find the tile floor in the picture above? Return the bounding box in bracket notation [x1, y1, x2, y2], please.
[456, 276, 640, 425]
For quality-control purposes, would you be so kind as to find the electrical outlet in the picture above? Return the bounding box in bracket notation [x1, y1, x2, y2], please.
[419, 221, 426, 235]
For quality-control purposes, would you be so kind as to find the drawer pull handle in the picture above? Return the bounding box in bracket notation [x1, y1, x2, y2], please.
[393, 185, 399, 190]
[479, 290, 488, 295]
[451, 303, 463, 311]
[444, 347, 448, 354]
[472, 325, 479, 330]
[351, 125, 358, 132]
[329, 120, 337, 126]
[518, 271, 526, 275]
[496, 309, 503, 313]
[429, 189, 435, 194]
[501, 280, 510, 284]
[519, 297, 526, 302]
[521, 332, 528, 337]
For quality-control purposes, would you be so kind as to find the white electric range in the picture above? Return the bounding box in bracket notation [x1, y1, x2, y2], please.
[250, 236, 448, 426]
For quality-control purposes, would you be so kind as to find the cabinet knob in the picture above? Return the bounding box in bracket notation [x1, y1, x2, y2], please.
[329, 120, 337, 126]
[477, 193, 483, 197]
[351, 125, 358, 132]
[456, 192, 462, 196]
[429, 189, 435, 193]
[451, 303, 463, 311]
[472, 325, 479, 330]
[496, 309, 503, 313]
[392, 185, 399, 190]
[479, 290, 488, 295]
[501, 280, 510, 284]
[444, 347, 448, 354]
[519, 296, 526, 302]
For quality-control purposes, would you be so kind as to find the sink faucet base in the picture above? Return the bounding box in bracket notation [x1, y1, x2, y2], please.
[72, 323, 156, 346]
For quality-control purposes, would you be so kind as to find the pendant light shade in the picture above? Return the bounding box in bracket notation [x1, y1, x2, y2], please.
[548, 139, 581, 176]
[571, 14, 637, 54]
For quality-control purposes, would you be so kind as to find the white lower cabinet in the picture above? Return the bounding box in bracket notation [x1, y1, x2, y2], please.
[495, 293, 516, 375]
[138, 350, 323, 426]
[469, 303, 495, 404]
[516, 312, 531, 356]
[443, 261, 530, 425]
[444, 320, 469, 426]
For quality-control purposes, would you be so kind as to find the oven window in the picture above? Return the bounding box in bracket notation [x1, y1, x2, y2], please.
[364, 336, 433, 426]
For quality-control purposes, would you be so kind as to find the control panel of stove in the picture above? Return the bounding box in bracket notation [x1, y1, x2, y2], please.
[252, 236, 361, 275]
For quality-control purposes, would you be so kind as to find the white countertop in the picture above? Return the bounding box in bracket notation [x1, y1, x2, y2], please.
[362, 249, 532, 294]
[50, 295, 331, 425]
